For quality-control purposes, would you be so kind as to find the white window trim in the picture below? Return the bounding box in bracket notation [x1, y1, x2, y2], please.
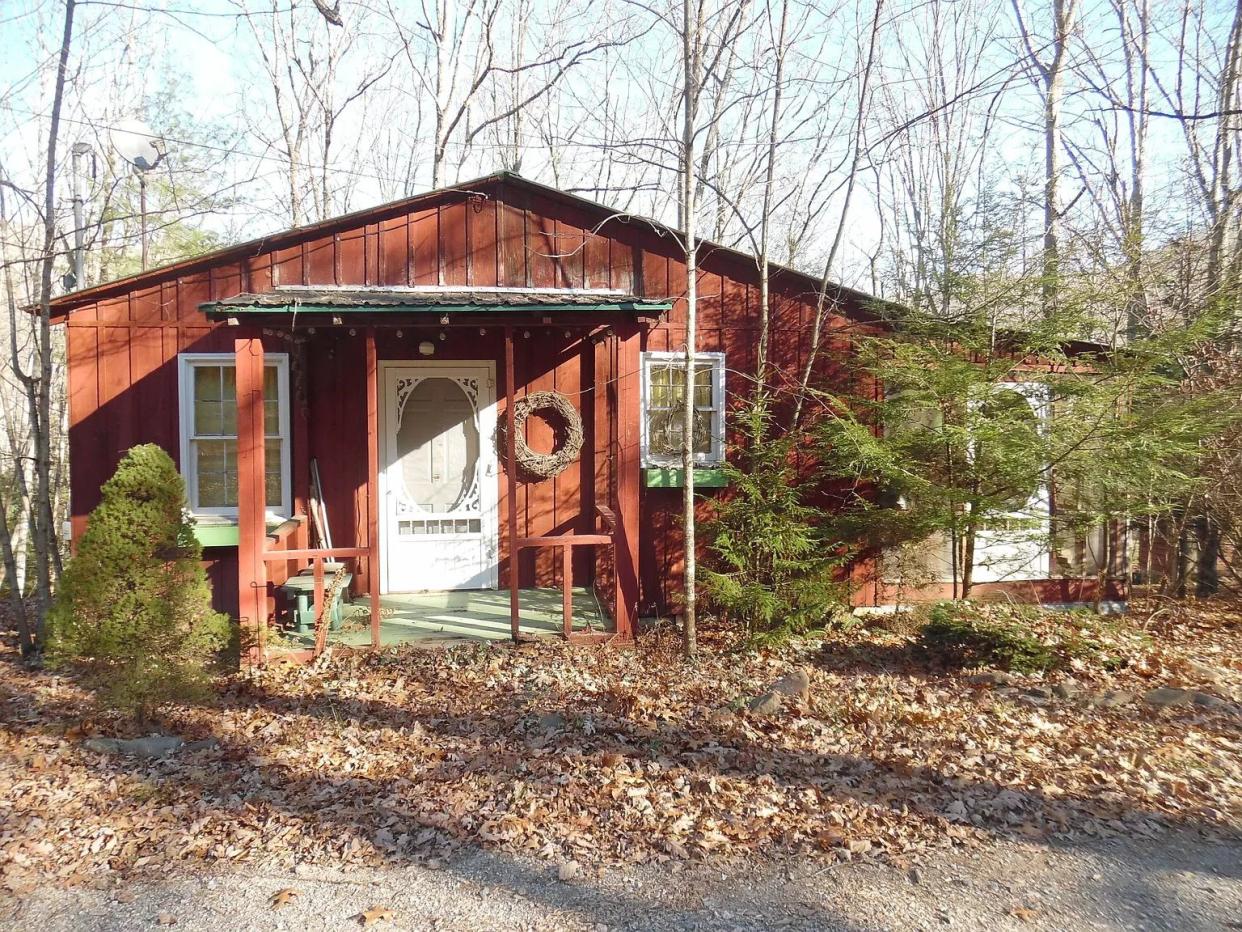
[177, 352, 291, 520]
[639, 351, 726, 468]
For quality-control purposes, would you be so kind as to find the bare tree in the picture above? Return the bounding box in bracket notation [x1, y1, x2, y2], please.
[242, 0, 394, 224]
[754, 0, 789, 383]
[385, 0, 630, 189]
[1, 0, 78, 653]
[1011, 0, 1079, 317]
[680, 0, 703, 659]
[791, 0, 884, 426]
[1064, 0, 1153, 341]
[876, 0, 1011, 320]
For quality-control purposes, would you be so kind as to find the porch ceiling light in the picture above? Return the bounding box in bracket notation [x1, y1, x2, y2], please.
[418, 341, 435, 356]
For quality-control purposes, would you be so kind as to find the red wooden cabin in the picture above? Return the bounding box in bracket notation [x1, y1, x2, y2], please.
[50, 173, 1121, 661]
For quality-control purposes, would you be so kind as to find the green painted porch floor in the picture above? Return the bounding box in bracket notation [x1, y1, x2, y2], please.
[282, 587, 612, 648]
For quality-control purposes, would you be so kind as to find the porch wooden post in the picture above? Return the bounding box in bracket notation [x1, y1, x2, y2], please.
[561, 543, 573, 637]
[235, 334, 267, 664]
[504, 325, 520, 641]
[613, 324, 642, 639]
[366, 328, 381, 649]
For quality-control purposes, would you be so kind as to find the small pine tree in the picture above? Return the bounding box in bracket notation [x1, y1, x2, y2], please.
[816, 308, 1233, 599]
[699, 398, 847, 643]
[46, 444, 229, 723]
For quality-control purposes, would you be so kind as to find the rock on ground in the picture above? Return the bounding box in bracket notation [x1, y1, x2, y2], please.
[748, 667, 812, 716]
[82, 735, 219, 758]
[4, 828, 1238, 931]
[770, 667, 811, 700]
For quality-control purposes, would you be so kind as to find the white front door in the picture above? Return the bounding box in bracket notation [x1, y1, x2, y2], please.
[380, 362, 498, 592]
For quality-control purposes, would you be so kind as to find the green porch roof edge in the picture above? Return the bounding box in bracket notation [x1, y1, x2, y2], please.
[204, 301, 672, 317]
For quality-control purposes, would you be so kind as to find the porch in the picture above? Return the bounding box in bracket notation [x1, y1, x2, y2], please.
[208, 287, 664, 665]
[278, 587, 612, 649]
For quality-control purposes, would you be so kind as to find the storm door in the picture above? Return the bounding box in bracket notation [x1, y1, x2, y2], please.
[380, 362, 498, 591]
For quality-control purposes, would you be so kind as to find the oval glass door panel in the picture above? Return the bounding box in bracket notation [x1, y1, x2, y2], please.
[396, 378, 479, 513]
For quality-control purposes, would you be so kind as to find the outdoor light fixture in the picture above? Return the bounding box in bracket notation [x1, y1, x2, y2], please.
[418, 341, 435, 356]
[396, 329, 404, 338]
[438, 331, 447, 341]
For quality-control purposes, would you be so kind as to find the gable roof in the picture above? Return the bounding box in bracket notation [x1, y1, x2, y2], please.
[48, 171, 884, 319]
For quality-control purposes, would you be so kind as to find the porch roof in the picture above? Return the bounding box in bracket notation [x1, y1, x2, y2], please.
[200, 286, 671, 321]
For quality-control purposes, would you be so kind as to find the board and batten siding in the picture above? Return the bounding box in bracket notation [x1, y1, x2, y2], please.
[60, 176, 871, 618]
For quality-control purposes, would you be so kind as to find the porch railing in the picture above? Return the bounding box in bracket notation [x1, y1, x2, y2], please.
[513, 504, 620, 641]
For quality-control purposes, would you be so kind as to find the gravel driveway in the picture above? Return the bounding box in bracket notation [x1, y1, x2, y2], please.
[4, 827, 1238, 931]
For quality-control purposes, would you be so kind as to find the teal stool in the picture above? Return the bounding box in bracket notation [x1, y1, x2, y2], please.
[279, 574, 353, 633]
[297, 562, 352, 604]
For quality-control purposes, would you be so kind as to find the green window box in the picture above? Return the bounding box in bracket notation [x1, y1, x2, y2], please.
[644, 467, 728, 489]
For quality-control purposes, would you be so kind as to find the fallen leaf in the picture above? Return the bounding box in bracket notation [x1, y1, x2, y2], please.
[156, 912, 177, 927]
[1010, 906, 1039, 922]
[269, 887, 299, 909]
[359, 906, 396, 927]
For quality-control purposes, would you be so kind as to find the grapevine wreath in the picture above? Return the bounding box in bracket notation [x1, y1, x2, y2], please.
[500, 390, 584, 479]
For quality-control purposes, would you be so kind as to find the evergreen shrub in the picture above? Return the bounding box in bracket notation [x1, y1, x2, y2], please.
[699, 399, 848, 644]
[47, 444, 230, 722]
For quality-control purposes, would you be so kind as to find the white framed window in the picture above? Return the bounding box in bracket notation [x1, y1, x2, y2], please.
[177, 353, 291, 518]
[640, 351, 726, 467]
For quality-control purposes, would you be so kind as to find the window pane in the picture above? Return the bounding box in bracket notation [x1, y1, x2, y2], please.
[648, 410, 675, 457]
[647, 409, 713, 457]
[192, 364, 233, 436]
[265, 439, 283, 507]
[195, 439, 238, 508]
[693, 409, 712, 453]
[194, 365, 222, 402]
[194, 366, 223, 435]
[263, 401, 279, 435]
[263, 366, 280, 434]
[220, 367, 238, 435]
[220, 400, 237, 436]
[694, 364, 714, 408]
[194, 399, 224, 436]
[667, 366, 687, 406]
[649, 364, 672, 408]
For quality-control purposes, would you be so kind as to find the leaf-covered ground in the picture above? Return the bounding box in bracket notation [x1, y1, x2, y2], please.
[1, 599, 1239, 895]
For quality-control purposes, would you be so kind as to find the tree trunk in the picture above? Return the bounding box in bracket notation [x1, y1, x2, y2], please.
[1196, 513, 1221, 597]
[960, 521, 977, 599]
[1041, 61, 1062, 316]
[29, 0, 78, 645]
[0, 490, 33, 652]
[756, 0, 788, 385]
[680, 0, 699, 660]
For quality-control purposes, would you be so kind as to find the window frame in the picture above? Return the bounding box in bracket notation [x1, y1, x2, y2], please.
[967, 380, 1051, 518]
[177, 352, 291, 519]
[639, 351, 726, 468]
